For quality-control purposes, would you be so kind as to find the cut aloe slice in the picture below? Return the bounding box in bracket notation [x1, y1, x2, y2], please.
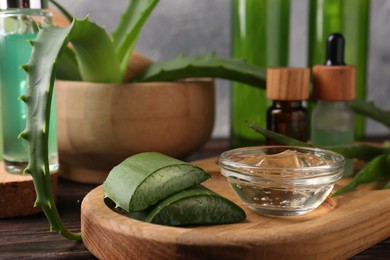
[103, 152, 211, 211]
[127, 185, 246, 226]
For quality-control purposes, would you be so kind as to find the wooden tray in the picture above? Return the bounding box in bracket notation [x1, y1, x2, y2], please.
[81, 157, 390, 260]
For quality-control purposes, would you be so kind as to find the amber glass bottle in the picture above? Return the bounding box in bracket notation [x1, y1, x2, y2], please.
[266, 68, 310, 145]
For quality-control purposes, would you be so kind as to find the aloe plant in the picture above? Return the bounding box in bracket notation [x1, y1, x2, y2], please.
[21, 0, 268, 241]
[21, 0, 388, 241]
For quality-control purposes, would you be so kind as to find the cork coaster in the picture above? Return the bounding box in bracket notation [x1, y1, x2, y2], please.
[0, 162, 58, 218]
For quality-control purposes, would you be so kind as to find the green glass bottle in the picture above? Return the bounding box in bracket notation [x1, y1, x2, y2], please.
[230, 0, 290, 148]
[308, 0, 370, 140]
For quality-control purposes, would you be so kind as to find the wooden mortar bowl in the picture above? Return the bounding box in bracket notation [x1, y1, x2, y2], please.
[55, 79, 215, 184]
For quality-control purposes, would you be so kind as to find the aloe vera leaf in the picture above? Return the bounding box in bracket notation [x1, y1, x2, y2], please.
[48, 0, 81, 81]
[71, 18, 122, 83]
[350, 100, 390, 128]
[103, 152, 211, 212]
[20, 21, 81, 240]
[325, 144, 389, 162]
[21, 18, 119, 240]
[333, 153, 390, 196]
[112, 0, 159, 77]
[248, 122, 387, 161]
[55, 47, 82, 81]
[248, 122, 311, 147]
[147, 186, 246, 226]
[134, 53, 266, 88]
[49, 0, 73, 22]
[126, 185, 246, 226]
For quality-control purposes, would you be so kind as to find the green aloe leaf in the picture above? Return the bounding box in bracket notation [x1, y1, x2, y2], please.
[103, 152, 211, 212]
[127, 185, 246, 226]
[48, 0, 80, 81]
[112, 0, 160, 76]
[55, 47, 82, 81]
[71, 18, 122, 83]
[350, 100, 390, 128]
[20, 20, 81, 240]
[135, 53, 266, 88]
[248, 122, 387, 161]
[333, 153, 390, 196]
[49, 0, 73, 22]
[21, 17, 124, 240]
[248, 122, 310, 147]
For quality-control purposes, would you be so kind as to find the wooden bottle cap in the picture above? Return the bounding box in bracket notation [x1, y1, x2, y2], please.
[313, 65, 356, 101]
[266, 67, 310, 100]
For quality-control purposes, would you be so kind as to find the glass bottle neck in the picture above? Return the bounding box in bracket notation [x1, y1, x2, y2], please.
[0, 8, 51, 34]
[272, 100, 304, 109]
[316, 100, 350, 109]
[0, 8, 47, 15]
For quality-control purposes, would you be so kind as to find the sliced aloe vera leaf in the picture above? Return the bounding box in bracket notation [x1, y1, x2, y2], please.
[103, 152, 211, 211]
[137, 185, 246, 226]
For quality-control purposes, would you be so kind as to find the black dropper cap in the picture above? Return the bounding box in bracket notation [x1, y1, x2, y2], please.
[314, 32, 355, 101]
[324, 33, 346, 66]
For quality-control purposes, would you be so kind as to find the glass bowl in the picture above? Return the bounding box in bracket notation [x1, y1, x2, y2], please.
[219, 146, 344, 216]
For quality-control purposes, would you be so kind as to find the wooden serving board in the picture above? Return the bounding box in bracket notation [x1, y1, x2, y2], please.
[81, 157, 390, 260]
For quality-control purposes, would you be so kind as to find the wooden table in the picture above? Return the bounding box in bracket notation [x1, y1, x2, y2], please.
[0, 139, 389, 259]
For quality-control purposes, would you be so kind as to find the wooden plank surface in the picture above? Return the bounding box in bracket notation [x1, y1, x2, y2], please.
[81, 156, 390, 260]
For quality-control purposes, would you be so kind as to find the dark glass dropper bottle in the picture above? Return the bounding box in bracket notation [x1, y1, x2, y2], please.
[266, 67, 310, 145]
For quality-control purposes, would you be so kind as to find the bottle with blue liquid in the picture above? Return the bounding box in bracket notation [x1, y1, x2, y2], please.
[0, 0, 58, 173]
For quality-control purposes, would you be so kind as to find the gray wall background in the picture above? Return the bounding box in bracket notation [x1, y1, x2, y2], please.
[55, 0, 390, 138]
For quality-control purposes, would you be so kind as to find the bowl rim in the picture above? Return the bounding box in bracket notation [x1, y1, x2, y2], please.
[218, 146, 345, 181]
